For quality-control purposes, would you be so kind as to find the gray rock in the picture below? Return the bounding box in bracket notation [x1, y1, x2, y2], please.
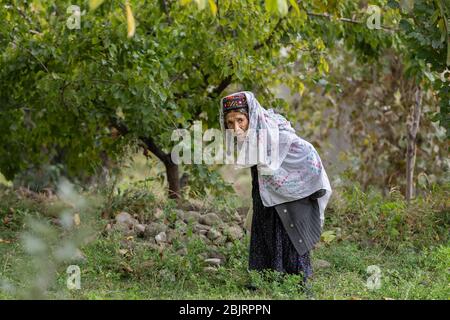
[153, 208, 164, 220]
[207, 250, 226, 262]
[225, 226, 243, 241]
[104, 223, 113, 234]
[70, 249, 87, 263]
[135, 224, 146, 237]
[174, 209, 185, 221]
[198, 252, 208, 259]
[233, 211, 242, 223]
[155, 231, 167, 243]
[200, 213, 221, 226]
[166, 229, 177, 243]
[115, 211, 139, 227]
[120, 228, 138, 237]
[174, 220, 187, 234]
[213, 236, 226, 245]
[183, 211, 201, 223]
[204, 258, 222, 267]
[198, 234, 212, 244]
[144, 222, 168, 238]
[314, 259, 331, 269]
[194, 223, 211, 233]
[207, 228, 221, 240]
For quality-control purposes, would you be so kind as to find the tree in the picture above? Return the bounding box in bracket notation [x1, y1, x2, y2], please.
[0, 0, 333, 198]
[1, 0, 447, 201]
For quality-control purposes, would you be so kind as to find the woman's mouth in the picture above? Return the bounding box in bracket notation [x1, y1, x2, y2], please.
[235, 132, 246, 141]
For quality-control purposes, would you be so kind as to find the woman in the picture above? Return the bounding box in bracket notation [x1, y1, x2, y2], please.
[219, 91, 332, 294]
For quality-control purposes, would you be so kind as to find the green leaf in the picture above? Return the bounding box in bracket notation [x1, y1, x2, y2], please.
[387, 0, 400, 9]
[125, 2, 136, 38]
[89, 0, 105, 11]
[208, 0, 217, 16]
[265, 0, 277, 14]
[289, 0, 300, 16]
[321, 231, 336, 244]
[194, 0, 207, 10]
[277, 0, 288, 16]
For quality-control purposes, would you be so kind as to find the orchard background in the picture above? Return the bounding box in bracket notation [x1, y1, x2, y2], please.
[0, 0, 448, 299]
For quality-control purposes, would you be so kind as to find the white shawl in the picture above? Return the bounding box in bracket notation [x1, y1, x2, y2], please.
[219, 91, 332, 226]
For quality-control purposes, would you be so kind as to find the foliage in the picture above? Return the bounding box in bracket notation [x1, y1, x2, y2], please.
[388, 0, 450, 132]
[327, 181, 450, 249]
[0, 0, 358, 190]
[1, 181, 448, 299]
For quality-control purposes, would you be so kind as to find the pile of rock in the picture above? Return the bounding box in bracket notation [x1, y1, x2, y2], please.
[105, 207, 247, 271]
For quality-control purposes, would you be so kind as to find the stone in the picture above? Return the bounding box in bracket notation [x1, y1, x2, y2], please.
[174, 220, 187, 233]
[154, 208, 164, 220]
[225, 225, 243, 241]
[176, 247, 188, 256]
[203, 267, 218, 273]
[71, 249, 87, 263]
[233, 211, 242, 222]
[204, 258, 222, 267]
[104, 223, 113, 234]
[207, 250, 226, 263]
[200, 212, 221, 226]
[198, 252, 208, 259]
[174, 209, 185, 221]
[115, 211, 139, 227]
[135, 224, 146, 237]
[144, 222, 168, 238]
[207, 228, 221, 240]
[313, 259, 331, 269]
[155, 231, 167, 243]
[166, 229, 177, 243]
[198, 234, 212, 244]
[194, 223, 211, 233]
[183, 211, 201, 223]
[213, 236, 226, 246]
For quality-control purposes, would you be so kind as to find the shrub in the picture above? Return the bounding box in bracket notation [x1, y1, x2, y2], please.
[326, 183, 449, 249]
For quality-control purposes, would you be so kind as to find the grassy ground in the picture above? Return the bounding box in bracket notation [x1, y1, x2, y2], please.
[0, 165, 448, 300]
[0, 209, 448, 300]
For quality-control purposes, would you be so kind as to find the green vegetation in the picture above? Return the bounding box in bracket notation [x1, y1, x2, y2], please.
[0, 180, 448, 300]
[0, 0, 448, 300]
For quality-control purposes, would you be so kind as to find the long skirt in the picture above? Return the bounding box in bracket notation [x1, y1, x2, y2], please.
[248, 166, 313, 281]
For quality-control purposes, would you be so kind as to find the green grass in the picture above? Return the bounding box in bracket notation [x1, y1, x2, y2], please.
[1, 232, 448, 300]
[0, 182, 448, 300]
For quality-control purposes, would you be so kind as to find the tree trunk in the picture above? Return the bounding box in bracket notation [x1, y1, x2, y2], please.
[110, 119, 181, 199]
[140, 136, 181, 199]
[405, 87, 422, 202]
[164, 161, 180, 199]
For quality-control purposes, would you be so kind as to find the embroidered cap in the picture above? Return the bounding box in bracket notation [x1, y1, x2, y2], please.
[222, 93, 248, 113]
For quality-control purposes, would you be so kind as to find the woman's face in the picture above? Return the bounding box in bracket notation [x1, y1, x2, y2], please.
[225, 111, 249, 141]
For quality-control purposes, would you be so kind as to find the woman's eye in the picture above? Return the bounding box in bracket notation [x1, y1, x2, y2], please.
[238, 119, 242, 122]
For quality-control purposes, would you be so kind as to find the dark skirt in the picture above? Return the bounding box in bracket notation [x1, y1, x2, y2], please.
[248, 166, 313, 281]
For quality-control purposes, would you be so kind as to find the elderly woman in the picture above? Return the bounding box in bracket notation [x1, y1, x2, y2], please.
[219, 91, 332, 294]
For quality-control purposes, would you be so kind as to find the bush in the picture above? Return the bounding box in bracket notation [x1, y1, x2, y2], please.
[326, 183, 449, 249]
